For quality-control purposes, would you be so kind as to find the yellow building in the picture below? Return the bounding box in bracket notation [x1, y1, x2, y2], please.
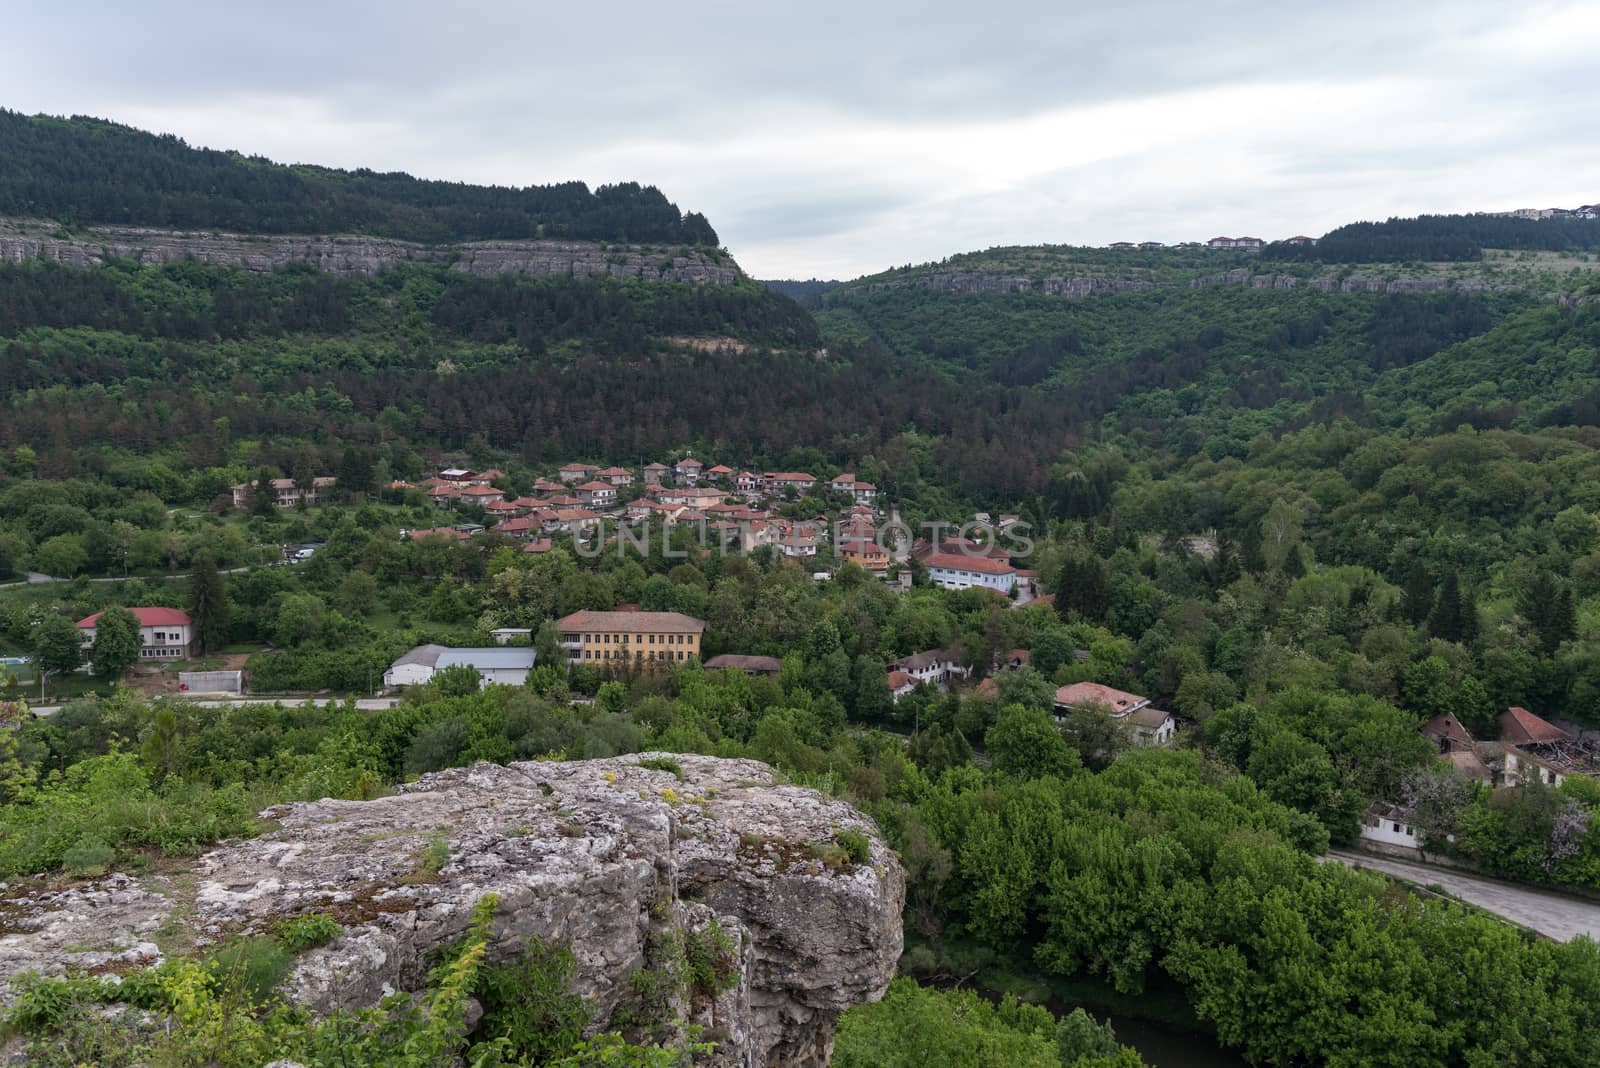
[556, 610, 706, 669]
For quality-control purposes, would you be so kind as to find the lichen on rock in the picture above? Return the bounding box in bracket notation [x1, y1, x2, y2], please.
[0, 754, 903, 1067]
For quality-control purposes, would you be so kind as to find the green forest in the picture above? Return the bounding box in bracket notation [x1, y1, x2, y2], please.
[0, 111, 719, 245]
[5, 176, 1600, 1065]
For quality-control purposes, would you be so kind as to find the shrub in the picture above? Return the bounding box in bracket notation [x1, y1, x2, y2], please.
[208, 935, 293, 1004]
[274, 913, 342, 953]
[60, 836, 116, 877]
[835, 828, 872, 865]
[638, 756, 684, 779]
[472, 935, 591, 1062]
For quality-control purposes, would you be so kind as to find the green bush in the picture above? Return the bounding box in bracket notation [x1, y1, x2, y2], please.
[835, 828, 872, 865]
[273, 913, 342, 953]
[472, 936, 591, 1062]
[60, 836, 115, 877]
[208, 935, 293, 1004]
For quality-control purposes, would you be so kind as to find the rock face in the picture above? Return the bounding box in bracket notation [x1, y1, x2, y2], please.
[849, 267, 1537, 300]
[0, 755, 903, 1067]
[0, 217, 742, 284]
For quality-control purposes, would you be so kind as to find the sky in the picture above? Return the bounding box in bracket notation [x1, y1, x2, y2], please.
[1, 1, 1596, 278]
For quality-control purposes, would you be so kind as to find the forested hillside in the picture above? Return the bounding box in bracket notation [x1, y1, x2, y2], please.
[1263, 212, 1600, 262]
[0, 111, 718, 244]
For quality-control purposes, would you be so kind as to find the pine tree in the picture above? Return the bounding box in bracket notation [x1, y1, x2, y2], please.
[1402, 559, 1434, 624]
[1056, 554, 1109, 625]
[188, 551, 230, 656]
[1428, 572, 1471, 643]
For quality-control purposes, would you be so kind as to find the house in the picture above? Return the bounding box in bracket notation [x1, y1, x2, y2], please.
[706, 464, 734, 482]
[1053, 682, 1150, 718]
[482, 499, 522, 518]
[489, 628, 532, 645]
[892, 649, 968, 687]
[1107, 241, 1136, 250]
[544, 508, 602, 533]
[427, 484, 460, 508]
[597, 466, 635, 486]
[458, 485, 505, 506]
[521, 538, 554, 554]
[765, 472, 818, 494]
[658, 486, 727, 508]
[1498, 706, 1571, 748]
[887, 670, 917, 701]
[1138, 241, 1165, 250]
[1359, 802, 1422, 853]
[704, 654, 783, 677]
[837, 541, 890, 574]
[383, 645, 537, 688]
[674, 458, 704, 484]
[575, 480, 619, 509]
[922, 551, 1017, 594]
[997, 649, 1030, 670]
[76, 607, 195, 662]
[735, 471, 760, 493]
[1445, 747, 1494, 784]
[830, 473, 858, 495]
[1475, 742, 1568, 788]
[1204, 236, 1262, 250]
[777, 534, 821, 558]
[494, 516, 543, 538]
[438, 467, 475, 484]
[1124, 706, 1177, 747]
[533, 478, 567, 494]
[1422, 711, 1476, 754]
[231, 476, 336, 509]
[558, 463, 597, 483]
[642, 463, 670, 485]
[1283, 235, 1318, 246]
[555, 610, 706, 668]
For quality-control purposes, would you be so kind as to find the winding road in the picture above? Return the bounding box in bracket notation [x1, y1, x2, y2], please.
[1328, 850, 1600, 942]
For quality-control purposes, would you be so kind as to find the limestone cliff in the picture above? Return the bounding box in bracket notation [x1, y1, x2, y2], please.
[0, 755, 903, 1066]
[852, 267, 1526, 299]
[0, 217, 741, 284]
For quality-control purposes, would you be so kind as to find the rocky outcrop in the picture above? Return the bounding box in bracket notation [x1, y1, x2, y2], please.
[0, 755, 903, 1066]
[847, 267, 1544, 301]
[0, 217, 741, 283]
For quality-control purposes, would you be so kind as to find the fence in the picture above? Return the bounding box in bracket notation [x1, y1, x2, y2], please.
[178, 670, 243, 695]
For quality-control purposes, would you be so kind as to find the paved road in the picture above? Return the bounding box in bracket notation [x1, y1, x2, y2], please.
[31, 696, 400, 716]
[1328, 850, 1600, 942]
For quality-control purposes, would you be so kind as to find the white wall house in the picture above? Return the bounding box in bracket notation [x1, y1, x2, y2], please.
[1359, 804, 1421, 850]
[922, 552, 1017, 593]
[76, 607, 195, 662]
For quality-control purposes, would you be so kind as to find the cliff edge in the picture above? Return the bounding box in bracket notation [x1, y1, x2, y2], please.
[0, 754, 903, 1066]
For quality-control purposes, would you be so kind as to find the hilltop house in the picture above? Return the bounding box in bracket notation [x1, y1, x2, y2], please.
[765, 472, 818, 494]
[892, 649, 968, 688]
[597, 466, 634, 486]
[922, 551, 1017, 594]
[674, 458, 704, 484]
[1053, 682, 1174, 746]
[558, 463, 598, 483]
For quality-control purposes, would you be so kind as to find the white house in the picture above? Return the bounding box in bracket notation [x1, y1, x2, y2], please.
[1359, 803, 1422, 851]
[1124, 706, 1177, 747]
[887, 669, 917, 701]
[384, 645, 537, 688]
[922, 551, 1017, 593]
[76, 607, 195, 662]
[892, 649, 968, 687]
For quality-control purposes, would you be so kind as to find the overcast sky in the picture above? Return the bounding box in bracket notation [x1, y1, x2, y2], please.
[2, 2, 1595, 278]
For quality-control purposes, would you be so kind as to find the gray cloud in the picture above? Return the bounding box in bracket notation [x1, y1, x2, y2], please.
[1, 1, 1595, 276]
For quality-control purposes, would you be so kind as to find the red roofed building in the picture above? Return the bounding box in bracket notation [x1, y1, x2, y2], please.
[407, 527, 472, 543]
[887, 670, 917, 700]
[598, 467, 634, 486]
[76, 607, 194, 661]
[922, 551, 1017, 593]
[575, 480, 619, 508]
[1053, 682, 1150, 718]
[1498, 706, 1571, 748]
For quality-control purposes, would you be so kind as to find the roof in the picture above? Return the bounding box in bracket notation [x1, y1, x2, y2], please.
[832, 473, 856, 483]
[704, 654, 783, 674]
[676, 457, 704, 467]
[408, 527, 471, 541]
[560, 462, 596, 471]
[597, 467, 632, 476]
[707, 465, 733, 474]
[644, 462, 670, 470]
[1499, 706, 1571, 747]
[887, 670, 914, 690]
[575, 480, 614, 492]
[436, 648, 537, 671]
[556, 610, 707, 634]
[460, 485, 502, 496]
[1446, 749, 1492, 781]
[1126, 706, 1174, 729]
[1422, 712, 1475, 749]
[390, 644, 448, 669]
[76, 606, 191, 629]
[922, 552, 1016, 576]
[1054, 682, 1149, 715]
[896, 649, 957, 671]
[766, 472, 817, 482]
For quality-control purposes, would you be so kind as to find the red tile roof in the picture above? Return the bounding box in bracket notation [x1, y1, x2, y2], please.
[766, 472, 817, 482]
[887, 670, 914, 690]
[408, 527, 471, 542]
[76, 606, 191, 629]
[556, 610, 706, 633]
[1054, 682, 1148, 714]
[707, 465, 733, 474]
[1499, 706, 1571, 746]
[921, 552, 1016, 576]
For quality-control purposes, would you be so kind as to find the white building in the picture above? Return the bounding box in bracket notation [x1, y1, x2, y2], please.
[384, 645, 537, 688]
[76, 607, 195, 661]
[1125, 706, 1177, 747]
[892, 649, 968, 687]
[1359, 803, 1422, 851]
[922, 551, 1017, 593]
